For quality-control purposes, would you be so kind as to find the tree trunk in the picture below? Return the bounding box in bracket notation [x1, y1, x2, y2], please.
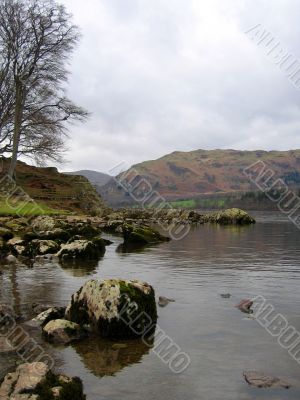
[8, 79, 24, 179]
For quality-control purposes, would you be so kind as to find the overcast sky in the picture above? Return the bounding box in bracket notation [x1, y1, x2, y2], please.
[59, 0, 300, 173]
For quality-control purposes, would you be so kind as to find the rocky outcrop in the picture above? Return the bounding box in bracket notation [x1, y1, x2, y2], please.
[66, 279, 157, 339]
[205, 208, 255, 225]
[42, 319, 85, 344]
[0, 362, 86, 399]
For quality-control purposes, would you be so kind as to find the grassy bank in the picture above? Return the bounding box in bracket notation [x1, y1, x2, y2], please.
[0, 199, 67, 216]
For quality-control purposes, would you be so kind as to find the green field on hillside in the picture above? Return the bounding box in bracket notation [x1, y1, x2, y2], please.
[0, 198, 67, 216]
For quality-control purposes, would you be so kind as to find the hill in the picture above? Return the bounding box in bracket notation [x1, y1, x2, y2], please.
[99, 149, 300, 208]
[0, 158, 108, 215]
[65, 170, 111, 187]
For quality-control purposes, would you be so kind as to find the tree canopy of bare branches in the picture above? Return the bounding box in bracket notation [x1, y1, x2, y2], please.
[0, 0, 88, 177]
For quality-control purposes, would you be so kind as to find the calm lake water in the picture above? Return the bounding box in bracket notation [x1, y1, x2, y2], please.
[1, 211, 300, 399]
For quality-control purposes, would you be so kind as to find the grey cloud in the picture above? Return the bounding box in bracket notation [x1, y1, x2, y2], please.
[59, 0, 300, 172]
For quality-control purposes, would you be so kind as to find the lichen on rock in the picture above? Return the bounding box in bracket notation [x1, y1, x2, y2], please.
[66, 279, 157, 339]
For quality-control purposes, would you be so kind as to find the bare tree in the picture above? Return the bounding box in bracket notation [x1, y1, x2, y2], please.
[0, 0, 88, 177]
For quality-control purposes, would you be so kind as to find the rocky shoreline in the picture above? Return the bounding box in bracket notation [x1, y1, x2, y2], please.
[0, 207, 255, 399]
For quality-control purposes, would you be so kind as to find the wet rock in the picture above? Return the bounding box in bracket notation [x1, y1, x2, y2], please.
[42, 319, 85, 344]
[158, 296, 175, 307]
[66, 279, 157, 339]
[25, 239, 60, 257]
[32, 307, 66, 327]
[243, 371, 291, 389]
[57, 239, 106, 261]
[0, 362, 49, 398]
[111, 343, 128, 350]
[235, 299, 253, 314]
[0, 362, 86, 399]
[206, 208, 255, 225]
[0, 305, 18, 327]
[220, 293, 231, 298]
[32, 303, 54, 316]
[123, 224, 170, 246]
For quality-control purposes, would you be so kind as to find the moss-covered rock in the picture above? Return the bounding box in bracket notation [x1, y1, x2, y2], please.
[66, 279, 157, 339]
[56, 239, 106, 261]
[42, 319, 85, 344]
[122, 224, 170, 246]
[0, 362, 86, 399]
[206, 208, 255, 225]
[24, 240, 60, 258]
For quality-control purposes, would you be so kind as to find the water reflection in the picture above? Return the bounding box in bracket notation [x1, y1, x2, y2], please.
[72, 337, 152, 377]
[58, 259, 99, 277]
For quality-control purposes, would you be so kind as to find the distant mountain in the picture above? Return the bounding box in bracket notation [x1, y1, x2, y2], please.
[66, 170, 111, 187]
[99, 149, 300, 208]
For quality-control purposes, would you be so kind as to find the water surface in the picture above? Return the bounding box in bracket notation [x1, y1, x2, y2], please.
[1, 212, 300, 399]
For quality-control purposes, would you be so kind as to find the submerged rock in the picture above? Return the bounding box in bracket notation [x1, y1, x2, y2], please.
[158, 296, 175, 307]
[43, 319, 85, 344]
[206, 208, 255, 225]
[0, 362, 86, 399]
[66, 279, 157, 339]
[243, 371, 291, 389]
[220, 293, 231, 299]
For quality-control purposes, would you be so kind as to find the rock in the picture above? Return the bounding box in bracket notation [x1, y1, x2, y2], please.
[42, 319, 85, 344]
[0, 362, 86, 399]
[243, 371, 291, 389]
[0, 362, 49, 398]
[206, 208, 255, 225]
[31, 216, 56, 233]
[0, 227, 13, 241]
[220, 293, 231, 298]
[57, 239, 106, 261]
[32, 303, 54, 316]
[122, 224, 170, 246]
[158, 296, 175, 307]
[66, 279, 157, 339]
[25, 240, 60, 257]
[32, 307, 66, 327]
[235, 299, 253, 314]
[5, 254, 18, 264]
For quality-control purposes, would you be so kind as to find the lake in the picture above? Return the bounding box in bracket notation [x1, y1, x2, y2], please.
[1, 211, 300, 399]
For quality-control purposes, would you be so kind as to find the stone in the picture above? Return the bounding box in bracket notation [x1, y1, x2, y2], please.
[158, 296, 175, 307]
[0, 362, 49, 398]
[243, 371, 291, 389]
[235, 299, 253, 314]
[42, 319, 85, 344]
[32, 307, 66, 327]
[57, 239, 106, 261]
[0, 363, 86, 399]
[6, 254, 18, 264]
[122, 224, 170, 246]
[31, 216, 56, 233]
[0, 227, 13, 241]
[206, 208, 255, 225]
[66, 279, 157, 339]
[26, 240, 60, 256]
[220, 293, 231, 298]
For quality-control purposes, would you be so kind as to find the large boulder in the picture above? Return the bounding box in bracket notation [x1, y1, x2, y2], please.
[0, 362, 86, 399]
[42, 319, 85, 344]
[56, 238, 106, 261]
[66, 279, 157, 339]
[206, 208, 255, 225]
